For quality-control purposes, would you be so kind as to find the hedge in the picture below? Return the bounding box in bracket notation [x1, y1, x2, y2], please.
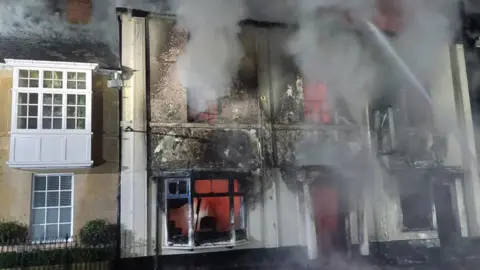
[0, 246, 114, 268]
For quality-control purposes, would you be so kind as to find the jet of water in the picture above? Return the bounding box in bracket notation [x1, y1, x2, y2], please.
[353, 16, 478, 167]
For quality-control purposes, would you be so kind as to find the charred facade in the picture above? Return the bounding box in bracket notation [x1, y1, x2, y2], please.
[118, 11, 480, 267]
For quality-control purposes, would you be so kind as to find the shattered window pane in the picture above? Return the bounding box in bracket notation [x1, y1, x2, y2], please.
[399, 176, 433, 231]
[166, 177, 246, 246]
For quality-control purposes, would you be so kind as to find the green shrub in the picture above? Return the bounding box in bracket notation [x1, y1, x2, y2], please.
[79, 219, 117, 246]
[0, 221, 28, 244]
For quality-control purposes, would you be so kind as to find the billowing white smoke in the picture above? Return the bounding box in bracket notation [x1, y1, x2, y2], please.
[172, 0, 246, 115]
[290, 0, 460, 169]
[289, 0, 459, 125]
[0, 0, 118, 49]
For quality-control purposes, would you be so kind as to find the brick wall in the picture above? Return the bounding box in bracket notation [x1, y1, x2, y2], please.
[66, 0, 92, 25]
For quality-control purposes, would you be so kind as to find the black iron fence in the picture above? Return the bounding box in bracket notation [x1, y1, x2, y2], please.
[0, 237, 115, 269]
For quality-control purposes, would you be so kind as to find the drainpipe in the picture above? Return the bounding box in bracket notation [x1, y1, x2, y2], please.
[115, 13, 124, 264]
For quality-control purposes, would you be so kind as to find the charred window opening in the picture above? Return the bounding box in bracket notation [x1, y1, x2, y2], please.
[165, 173, 247, 247]
[276, 62, 356, 125]
[185, 29, 258, 124]
[399, 175, 434, 231]
[186, 94, 219, 124]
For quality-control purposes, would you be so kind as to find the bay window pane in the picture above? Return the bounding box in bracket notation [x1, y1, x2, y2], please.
[18, 93, 27, 103]
[19, 70, 28, 78]
[77, 95, 86, 105]
[54, 72, 62, 79]
[42, 119, 52, 129]
[77, 72, 86, 80]
[53, 106, 62, 117]
[43, 106, 52, 116]
[30, 79, 39, 88]
[29, 105, 38, 116]
[43, 80, 53, 88]
[27, 118, 37, 129]
[30, 70, 39, 78]
[29, 93, 38, 104]
[67, 72, 76, 80]
[19, 79, 28, 87]
[53, 119, 62, 129]
[53, 80, 63, 88]
[44, 71, 52, 79]
[77, 82, 86, 89]
[67, 94, 76, 105]
[67, 119, 75, 129]
[18, 105, 27, 116]
[67, 81, 76, 89]
[43, 94, 52, 104]
[17, 118, 26, 129]
[77, 107, 85, 117]
[67, 107, 75, 117]
[77, 119, 85, 129]
[53, 94, 62, 105]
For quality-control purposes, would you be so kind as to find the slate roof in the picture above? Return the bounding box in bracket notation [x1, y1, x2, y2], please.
[0, 36, 120, 70]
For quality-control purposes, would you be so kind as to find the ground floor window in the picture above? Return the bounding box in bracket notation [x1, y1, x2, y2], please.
[398, 174, 434, 231]
[164, 172, 246, 247]
[31, 174, 74, 242]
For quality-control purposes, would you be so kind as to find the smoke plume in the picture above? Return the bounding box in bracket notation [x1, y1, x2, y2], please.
[288, 0, 459, 126]
[0, 0, 118, 49]
[172, 0, 246, 115]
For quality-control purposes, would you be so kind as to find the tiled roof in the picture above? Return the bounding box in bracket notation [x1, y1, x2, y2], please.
[0, 36, 120, 70]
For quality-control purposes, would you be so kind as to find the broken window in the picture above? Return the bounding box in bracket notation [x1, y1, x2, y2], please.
[398, 175, 434, 231]
[303, 81, 331, 124]
[185, 28, 258, 124]
[165, 174, 246, 247]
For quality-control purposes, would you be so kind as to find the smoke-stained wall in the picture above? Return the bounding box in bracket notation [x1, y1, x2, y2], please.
[148, 18, 263, 170]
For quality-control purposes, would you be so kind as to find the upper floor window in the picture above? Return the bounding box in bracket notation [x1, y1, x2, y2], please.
[5, 59, 97, 169]
[10, 64, 94, 132]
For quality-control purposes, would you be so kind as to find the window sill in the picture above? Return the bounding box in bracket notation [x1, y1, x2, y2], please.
[7, 161, 93, 169]
[162, 239, 249, 251]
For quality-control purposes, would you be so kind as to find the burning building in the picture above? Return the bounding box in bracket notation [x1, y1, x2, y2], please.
[115, 0, 480, 268]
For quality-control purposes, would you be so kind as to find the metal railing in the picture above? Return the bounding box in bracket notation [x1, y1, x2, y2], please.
[0, 236, 115, 269]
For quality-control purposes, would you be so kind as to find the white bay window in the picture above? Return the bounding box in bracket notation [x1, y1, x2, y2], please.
[6, 59, 98, 169]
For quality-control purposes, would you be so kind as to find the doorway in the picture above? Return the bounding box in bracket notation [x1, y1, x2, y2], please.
[310, 175, 348, 257]
[433, 183, 461, 247]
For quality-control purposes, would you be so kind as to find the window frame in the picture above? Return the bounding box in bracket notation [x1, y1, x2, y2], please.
[7, 60, 96, 135]
[30, 173, 75, 244]
[398, 174, 436, 232]
[162, 171, 248, 249]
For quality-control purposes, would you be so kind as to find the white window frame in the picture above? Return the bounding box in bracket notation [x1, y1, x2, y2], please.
[30, 173, 75, 244]
[162, 176, 248, 250]
[5, 59, 97, 135]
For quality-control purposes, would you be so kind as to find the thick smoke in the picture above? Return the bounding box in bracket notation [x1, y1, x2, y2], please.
[290, 0, 460, 170]
[0, 0, 118, 47]
[172, 0, 246, 115]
